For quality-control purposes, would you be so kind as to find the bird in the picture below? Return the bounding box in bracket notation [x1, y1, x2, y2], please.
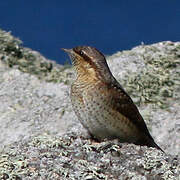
[62, 46, 163, 152]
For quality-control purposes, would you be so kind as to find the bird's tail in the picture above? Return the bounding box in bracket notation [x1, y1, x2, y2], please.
[136, 135, 164, 153]
[147, 138, 164, 153]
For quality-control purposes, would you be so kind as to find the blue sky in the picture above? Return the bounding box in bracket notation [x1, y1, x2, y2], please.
[0, 0, 180, 64]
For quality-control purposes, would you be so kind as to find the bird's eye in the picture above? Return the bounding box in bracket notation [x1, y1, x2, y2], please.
[79, 50, 84, 56]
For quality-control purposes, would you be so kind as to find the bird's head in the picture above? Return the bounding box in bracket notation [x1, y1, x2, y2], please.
[62, 46, 113, 83]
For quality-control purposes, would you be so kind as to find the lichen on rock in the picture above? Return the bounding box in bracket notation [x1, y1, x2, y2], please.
[0, 29, 179, 179]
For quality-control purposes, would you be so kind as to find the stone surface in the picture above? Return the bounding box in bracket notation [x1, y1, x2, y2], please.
[0, 29, 179, 179]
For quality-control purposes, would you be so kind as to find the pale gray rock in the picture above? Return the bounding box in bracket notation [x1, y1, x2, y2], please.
[0, 29, 179, 179]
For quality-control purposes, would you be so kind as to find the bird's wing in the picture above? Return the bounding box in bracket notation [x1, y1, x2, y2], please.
[105, 82, 164, 151]
[108, 82, 153, 140]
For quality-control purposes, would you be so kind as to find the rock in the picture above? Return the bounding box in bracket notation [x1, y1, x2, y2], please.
[0, 29, 179, 179]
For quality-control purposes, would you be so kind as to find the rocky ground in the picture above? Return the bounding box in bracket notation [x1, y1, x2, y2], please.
[0, 29, 179, 179]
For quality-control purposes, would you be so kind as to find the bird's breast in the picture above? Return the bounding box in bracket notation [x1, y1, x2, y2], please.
[71, 82, 140, 141]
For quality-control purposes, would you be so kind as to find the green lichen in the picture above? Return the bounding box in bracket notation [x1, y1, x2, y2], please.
[0, 134, 179, 179]
[122, 44, 180, 109]
[0, 29, 72, 84]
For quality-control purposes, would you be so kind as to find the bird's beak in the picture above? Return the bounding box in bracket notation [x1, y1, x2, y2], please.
[61, 48, 73, 54]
